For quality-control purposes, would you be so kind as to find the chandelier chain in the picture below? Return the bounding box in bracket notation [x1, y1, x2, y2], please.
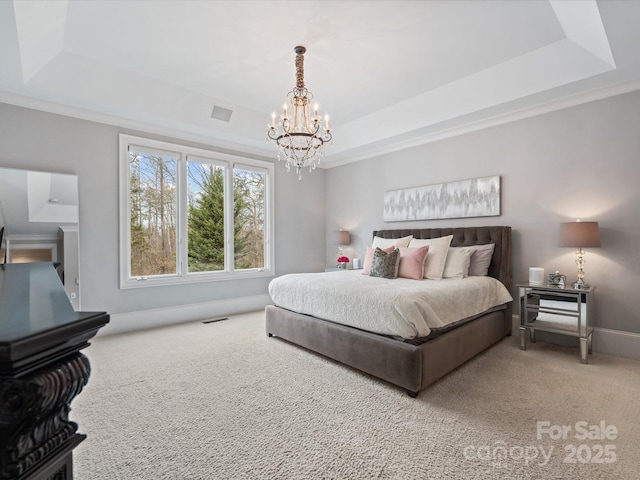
[295, 53, 305, 90]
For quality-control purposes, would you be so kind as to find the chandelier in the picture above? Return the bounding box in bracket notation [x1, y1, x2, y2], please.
[267, 46, 333, 179]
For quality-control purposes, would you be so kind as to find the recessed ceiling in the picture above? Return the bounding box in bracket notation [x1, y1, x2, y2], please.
[1, 0, 639, 167]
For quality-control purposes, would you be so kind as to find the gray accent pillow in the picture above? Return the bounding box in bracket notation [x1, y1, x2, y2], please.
[468, 243, 495, 276]
[369, 247, 400, 279]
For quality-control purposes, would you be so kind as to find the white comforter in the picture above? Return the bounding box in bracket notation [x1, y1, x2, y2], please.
[268, 271, 513, 339]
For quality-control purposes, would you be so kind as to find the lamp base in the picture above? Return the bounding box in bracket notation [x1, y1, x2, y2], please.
[572, 282, 590, 290]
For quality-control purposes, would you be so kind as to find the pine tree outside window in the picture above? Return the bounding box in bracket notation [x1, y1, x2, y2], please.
[186, 159, 227, 274]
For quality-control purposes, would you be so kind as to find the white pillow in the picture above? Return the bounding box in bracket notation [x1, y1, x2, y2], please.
[443, 247, 473, 279]
[371, 235, 413, 249]
[408, 235, 453, 280]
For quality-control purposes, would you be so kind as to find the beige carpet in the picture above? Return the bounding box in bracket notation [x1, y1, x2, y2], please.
[73, 311, 639, 479]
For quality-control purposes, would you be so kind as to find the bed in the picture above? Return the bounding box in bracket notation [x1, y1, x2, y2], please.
[265, 226, 512, 397]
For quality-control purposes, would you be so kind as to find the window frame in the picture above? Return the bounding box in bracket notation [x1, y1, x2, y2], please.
[119, 134, 274, 289]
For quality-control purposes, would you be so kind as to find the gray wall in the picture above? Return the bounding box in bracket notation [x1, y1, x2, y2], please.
[0, 102, 325, 316]
[3, 89, 639, 336]
[325, 89, 640, 334]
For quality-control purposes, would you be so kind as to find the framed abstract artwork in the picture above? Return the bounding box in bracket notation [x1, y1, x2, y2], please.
[383, 175, 501, 222]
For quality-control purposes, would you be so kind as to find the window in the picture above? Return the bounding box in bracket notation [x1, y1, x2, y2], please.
[119, 134, 274, 288]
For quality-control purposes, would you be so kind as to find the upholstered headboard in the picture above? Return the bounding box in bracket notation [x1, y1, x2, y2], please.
[372, 226, 512, 292]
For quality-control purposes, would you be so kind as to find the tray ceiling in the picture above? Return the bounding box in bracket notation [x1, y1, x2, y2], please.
[1, 0, 639, 167]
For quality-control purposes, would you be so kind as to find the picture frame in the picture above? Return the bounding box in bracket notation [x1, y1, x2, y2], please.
[547, 271, 567, 288]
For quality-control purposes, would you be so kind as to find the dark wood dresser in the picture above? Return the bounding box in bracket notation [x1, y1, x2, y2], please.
[0, 263, 109, 480]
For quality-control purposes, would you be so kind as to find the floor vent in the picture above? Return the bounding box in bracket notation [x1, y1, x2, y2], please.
[202, 317, 229, 324]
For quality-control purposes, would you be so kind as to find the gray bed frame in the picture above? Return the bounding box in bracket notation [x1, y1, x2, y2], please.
[265, 226, 512, 397]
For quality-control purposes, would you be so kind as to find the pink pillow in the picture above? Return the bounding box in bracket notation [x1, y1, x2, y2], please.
[397, 246, 429, 280]
[362, 246, 395, 275]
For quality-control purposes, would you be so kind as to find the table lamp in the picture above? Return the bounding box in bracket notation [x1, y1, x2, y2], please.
[332, 229, 350, 255]
[558, 220, 601, 289]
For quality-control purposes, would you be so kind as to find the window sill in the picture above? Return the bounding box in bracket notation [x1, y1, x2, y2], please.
[120, 269, 274, 289]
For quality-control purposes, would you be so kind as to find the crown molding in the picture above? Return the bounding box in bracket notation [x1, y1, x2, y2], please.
[3, 77, 640, 170]
[0, 91, 274, 160]
[321, 78, 640, 169]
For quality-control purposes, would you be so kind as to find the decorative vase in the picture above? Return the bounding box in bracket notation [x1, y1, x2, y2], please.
[337, 262, 348, 269]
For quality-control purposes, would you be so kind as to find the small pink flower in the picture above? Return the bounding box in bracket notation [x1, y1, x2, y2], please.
[337, 256, 349, 263]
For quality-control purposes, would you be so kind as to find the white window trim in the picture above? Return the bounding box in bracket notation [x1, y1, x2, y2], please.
[119, 134, 275, 289]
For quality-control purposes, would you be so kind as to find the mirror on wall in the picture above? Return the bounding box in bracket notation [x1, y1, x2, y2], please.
[0, 167, 80, 310]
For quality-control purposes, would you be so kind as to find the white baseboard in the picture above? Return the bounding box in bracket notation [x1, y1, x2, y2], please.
[98, 294, 272, 337]
[512, 315, 640, 361]
[591, 327, 640, 361]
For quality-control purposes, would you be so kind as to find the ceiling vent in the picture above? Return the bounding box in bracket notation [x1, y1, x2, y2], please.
[210, 105, 233, 122]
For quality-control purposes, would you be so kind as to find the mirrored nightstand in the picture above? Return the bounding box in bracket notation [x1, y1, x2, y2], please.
[324, 266, 349, 272]
[518, 283, 595, 364]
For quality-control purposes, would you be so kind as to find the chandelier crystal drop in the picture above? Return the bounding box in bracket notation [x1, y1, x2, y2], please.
[267, 46, 333, 180]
